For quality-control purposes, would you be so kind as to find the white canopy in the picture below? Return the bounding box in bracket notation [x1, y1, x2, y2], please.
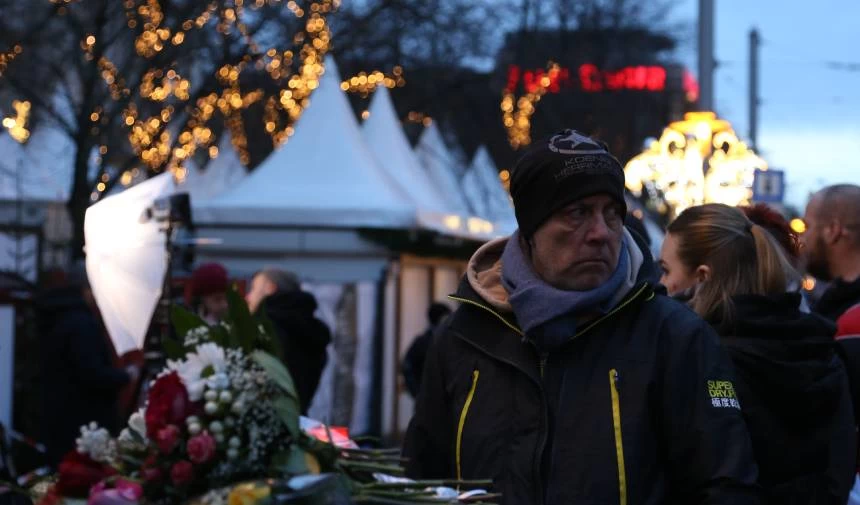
[0, 127, 73, 202]
[85, 172, 175, 355]
[362, 88, 489, 238]
[469, 146, 517, 234]
[196, 58, 415, 229]
[414, 123, 471, 216]
[179, 133, 246, 203]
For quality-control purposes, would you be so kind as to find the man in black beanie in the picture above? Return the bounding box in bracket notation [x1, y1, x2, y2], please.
[404, 130, 759, 505]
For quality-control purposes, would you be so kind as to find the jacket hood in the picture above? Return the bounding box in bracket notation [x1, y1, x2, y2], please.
[717, 293, 843, 425]
[459, 227, 659, 311]
[263, 290, 331, 350]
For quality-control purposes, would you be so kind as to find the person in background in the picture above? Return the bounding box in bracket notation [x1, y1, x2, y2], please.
[404, 130, 759, 505]
[802, 184, 860, 321]
[661, 203, 856, 504]
[401, 303, 452, 399]
[739, 203, 810, 311]
[245, 268, 331, 414]
[186, 263, 230, 324]
[35, 264, 139, 468]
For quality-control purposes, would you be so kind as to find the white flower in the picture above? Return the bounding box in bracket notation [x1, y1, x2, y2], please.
[169, 343, 228, 401]
[76, 422, 117, 463]
[119, 408, 147, 443]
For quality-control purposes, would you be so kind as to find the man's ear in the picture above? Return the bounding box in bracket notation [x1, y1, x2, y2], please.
[695, 265, 711, 283]
[822, 220, 841, 246]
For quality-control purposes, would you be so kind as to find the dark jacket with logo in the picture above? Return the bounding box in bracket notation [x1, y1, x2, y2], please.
[713, 293, 856, 505]
[403, 237, 759, 505]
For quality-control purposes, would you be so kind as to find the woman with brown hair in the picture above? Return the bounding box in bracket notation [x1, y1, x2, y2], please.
[659, 203, 856, 505]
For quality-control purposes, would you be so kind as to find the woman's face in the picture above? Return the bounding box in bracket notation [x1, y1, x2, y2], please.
[659, 233, 699, 296]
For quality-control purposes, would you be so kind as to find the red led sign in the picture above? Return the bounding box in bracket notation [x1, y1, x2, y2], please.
[505, 63, 698, 100]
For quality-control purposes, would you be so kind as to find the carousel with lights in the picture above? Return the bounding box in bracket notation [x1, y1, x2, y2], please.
[624, 111, 769, 221]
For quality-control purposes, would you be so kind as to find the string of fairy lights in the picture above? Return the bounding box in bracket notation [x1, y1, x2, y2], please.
[80, 0, 339, 200]
[5, 0, 435, 203]
[501, 61, 560, 149]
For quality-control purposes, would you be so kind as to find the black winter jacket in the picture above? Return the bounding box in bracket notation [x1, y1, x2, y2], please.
[35, 287, 129, 467]
[815, 277, 860, 321]
[403, 237, 760, 505]
[263, 290, 331, 414]
[713, 293, 856, 505]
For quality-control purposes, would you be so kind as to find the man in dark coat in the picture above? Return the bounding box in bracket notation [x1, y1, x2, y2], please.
[403, 130, 760, 504]
[36, 265, 136, 468]
[246, 268, 331, 414]
[803, 184, 860, 321]
[401, 303, 452, 398]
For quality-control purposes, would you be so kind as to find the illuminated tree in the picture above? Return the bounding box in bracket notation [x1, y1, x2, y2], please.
[0, 0, 336, 258]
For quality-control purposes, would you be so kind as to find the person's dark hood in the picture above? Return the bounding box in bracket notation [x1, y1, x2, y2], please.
[815, 277, 860, 321]
[263, 290, 331, 351]
[717, 293, 842, 426]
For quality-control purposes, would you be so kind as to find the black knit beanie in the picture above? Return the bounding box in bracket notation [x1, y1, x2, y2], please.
[509, 129, 626, 237]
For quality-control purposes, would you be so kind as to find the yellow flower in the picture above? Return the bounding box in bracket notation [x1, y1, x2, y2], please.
[227, 483, 271, 505]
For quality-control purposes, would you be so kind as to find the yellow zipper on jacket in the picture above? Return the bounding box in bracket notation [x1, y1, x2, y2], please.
[609, 368, 627, 505]
[456, 369, 480, 481]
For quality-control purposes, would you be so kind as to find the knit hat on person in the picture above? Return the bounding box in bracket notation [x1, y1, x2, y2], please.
[509, 129, 626, 237]
[189, 263, 229, 298]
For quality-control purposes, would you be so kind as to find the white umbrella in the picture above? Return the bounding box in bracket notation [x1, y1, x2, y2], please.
[85, 172, 175, 355]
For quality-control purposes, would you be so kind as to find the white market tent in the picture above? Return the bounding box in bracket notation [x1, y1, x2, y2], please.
[178, 133, 246, 203]
[195, 58, 415, 229]
[85, 172, 175, 355]
[414, 123, 472, 217]
[469, 146, 517, 234]
[362, 87, 487, 239]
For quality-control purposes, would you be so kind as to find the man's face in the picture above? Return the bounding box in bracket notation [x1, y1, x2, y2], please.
[245, 274, 276, 314]
[528, 193, 625, 291]
[802, 195, 833, 281]
[201, 292, 229, 322]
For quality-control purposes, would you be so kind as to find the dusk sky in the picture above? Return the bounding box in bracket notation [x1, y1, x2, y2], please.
[674, 0, 860, 208]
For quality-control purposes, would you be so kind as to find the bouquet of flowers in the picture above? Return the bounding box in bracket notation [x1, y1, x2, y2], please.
[22, 290, 497, 505]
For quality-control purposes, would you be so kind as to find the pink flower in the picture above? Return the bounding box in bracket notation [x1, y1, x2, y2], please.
[186, 431, 216, 464]
[170, 460, 194, 487]
[155, 425, 180, 454]
[140, 465, 162, 485]
[88, 478, 143, 505]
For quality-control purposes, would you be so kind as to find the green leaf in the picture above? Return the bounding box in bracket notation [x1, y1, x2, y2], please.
[170, 305, 208, 340]
[226, 287, 257, 352]
[272, 394, 300, 438]
[208, 323, 230, 348]
[161, 335, 185, 360]
[272, 445, 309, 475]
[251, 350, 299, 402]
[255, 307, 283, 359]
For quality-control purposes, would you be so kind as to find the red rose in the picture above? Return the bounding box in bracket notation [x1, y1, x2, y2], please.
[186, 431, 216, 464]
[55, 451, 116, 498]
[155, 424, 181, 454]
[140, 464, 163, 485]
[145, 372, 191, 438]
[170, 460, 194, 487]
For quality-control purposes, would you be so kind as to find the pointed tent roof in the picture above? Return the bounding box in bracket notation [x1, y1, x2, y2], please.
[471, 146, 516, 223]
[362, 87, 449, 215]
[181, 133, 246, 203]
[196, 58, 414, 228]
[414, 123, 471, 216]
